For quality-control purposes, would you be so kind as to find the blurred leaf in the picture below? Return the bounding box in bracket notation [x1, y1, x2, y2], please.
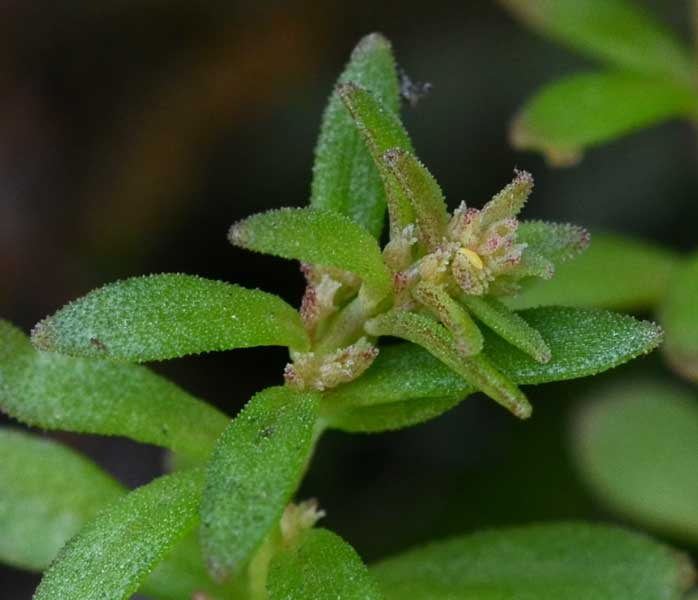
[327, 306, 661, 432]
[31, 274, 309, 361]
[0, 428, 123, 571]
[461, 296, 551, 364]
[310, 33, 401, 238]
[338, 82, 414, 233]
[34, 469, 203, 600]
[573, 380, 698, 542]
[268, 528, 383, 600]
[507, 233, 681, 311]
[229, 207, 391, 302]
[371, 522, 693, 599]
[500, 0, 694, 82]
[517, 221, 590, 265]
[0, 320, 228, 461]
[201, 386, 320, 581]
[660, 255, 698, 382]
[511, 72, 697, 166]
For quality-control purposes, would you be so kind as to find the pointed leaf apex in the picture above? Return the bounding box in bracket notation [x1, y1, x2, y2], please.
[480, 169, 534, 226]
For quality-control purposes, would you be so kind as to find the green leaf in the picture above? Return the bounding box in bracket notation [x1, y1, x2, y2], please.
[323, 395, 463, 434]
[0, 428, 124, 571]
[268, 528, 383, 600]
[573, 379, 698, 543]
[364, 309, 531, 419]
[480, 169, 534, 226]
[517, 221, 590, 265]
[31, 274, 309, 361]
[338, 82, 414, 234]
[371, 522, 693, 599]
[412, 282, 483, 356]
[140, 530, 235, 600]
[0, 320, 229, 461]
[383, 149, 448, 250]
[507, 233, 681, 311]
[511, 71, 697, 165]
[229, 208, 391, 303]
[310, 33, 401, 238]
[327, 306, 662, 432]
[500, 0, 695, 82]
[660, 255, 698, 382]
[201, 386, 321, 581]
[34, 469, 203, 600]
[461, 295, 550, 364]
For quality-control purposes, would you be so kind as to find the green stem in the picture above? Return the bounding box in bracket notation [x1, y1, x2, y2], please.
[313, 292, 381, 355]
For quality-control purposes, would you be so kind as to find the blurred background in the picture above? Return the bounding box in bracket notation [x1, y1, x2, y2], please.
[1, 1, 696, 596]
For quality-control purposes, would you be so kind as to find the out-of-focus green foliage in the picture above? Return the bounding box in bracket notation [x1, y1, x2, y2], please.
[372, 522, 693, 599]
[573, 380, 698, 543]
[502, 0, 698, 165]
[0, 428, 123, 571]
[660, 255, 698, 382]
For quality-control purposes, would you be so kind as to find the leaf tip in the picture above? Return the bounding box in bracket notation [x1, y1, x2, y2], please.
[29, 319, 53, 352]
[227, 219, 251, 250]
[510, 111, 582, 168]
[352, 32, 392, 58]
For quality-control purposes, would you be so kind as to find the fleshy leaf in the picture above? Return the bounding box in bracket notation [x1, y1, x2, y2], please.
[507, 233, 681, 311]
[574, 380, 698, 543]
[511, 71, 697, 166]
[517, 221, 590, 265]
[268, 528, 383, 600]
[660, 255, 698, 382]
[365, 309, 531, 418]
[229, 208, 391, 303]
[201, 386, 320, 581]
[461, 295, 551, 363]
[31, 274, 309, 361]
[140, 530, 236, 600]
[479, 169, 533, 226]
[310, 33, 401, 238]
[500, 0, 695, 82]
[383, 149, 449, 250]
[323, 395, 464, 434]
[34, 469, 203, 600]
[371, 522, 694, 600]
[338, 81, 414, 234]
[0, 320, 229, 461]
[412, 282, 483, 356]
[0, 428, 124, 571]
[327, 306, 661, 432]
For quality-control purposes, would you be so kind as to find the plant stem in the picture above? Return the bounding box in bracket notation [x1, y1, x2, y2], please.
[313, 294, 376, 354]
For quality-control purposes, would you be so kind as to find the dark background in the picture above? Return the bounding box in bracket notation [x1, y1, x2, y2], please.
[1, 1, 696, 597]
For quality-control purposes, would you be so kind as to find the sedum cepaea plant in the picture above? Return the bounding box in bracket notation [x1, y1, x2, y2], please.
[1, 33, 694, 600]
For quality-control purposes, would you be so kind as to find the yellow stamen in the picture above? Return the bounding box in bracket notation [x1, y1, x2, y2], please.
[459, 247, 484, 270]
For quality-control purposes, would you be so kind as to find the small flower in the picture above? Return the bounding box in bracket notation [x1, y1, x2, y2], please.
[285, 337, 378, 391]
[418, 170, 533, 297]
